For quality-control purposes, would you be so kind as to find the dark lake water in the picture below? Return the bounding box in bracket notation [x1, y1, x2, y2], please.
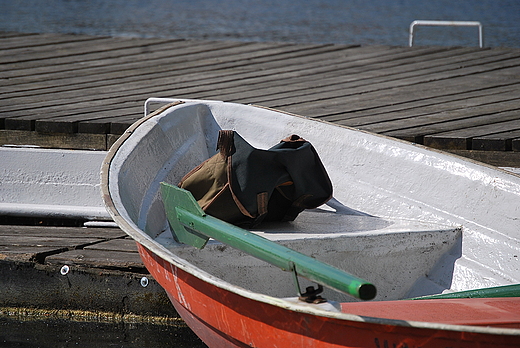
[0, 316, 207, 348]
[1, 0, 519, 48]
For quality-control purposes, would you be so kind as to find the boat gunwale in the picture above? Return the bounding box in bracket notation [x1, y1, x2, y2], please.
[100, 98, 520, 337]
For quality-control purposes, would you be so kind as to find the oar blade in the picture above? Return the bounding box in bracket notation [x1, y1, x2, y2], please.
[160, 182, 209, 249]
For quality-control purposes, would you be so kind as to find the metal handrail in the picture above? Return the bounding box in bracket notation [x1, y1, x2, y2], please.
[144, 97, 178, 117]
[409, 20, 483, 48]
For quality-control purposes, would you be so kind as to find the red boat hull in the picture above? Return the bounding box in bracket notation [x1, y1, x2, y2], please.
[137, 244, 520, 348]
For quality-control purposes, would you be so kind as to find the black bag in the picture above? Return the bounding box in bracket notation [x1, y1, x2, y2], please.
[179, 130, 333, 227]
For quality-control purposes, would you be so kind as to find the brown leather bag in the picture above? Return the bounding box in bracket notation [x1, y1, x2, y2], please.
[179, 130, 333, 227]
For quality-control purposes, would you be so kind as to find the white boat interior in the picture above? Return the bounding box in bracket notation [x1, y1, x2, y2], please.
[105, 99, 520, 303]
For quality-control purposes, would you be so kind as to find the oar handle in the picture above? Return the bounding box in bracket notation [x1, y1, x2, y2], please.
[161, 183, 376, 300]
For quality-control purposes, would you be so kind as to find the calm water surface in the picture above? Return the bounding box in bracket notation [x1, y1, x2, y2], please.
[0, 0, 519, 47]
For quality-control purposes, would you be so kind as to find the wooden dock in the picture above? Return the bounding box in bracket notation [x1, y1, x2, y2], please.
[0, 224, 180, 317]
[2, 31, 520, 167]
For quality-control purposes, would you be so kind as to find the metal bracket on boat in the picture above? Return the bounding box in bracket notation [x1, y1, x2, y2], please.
[290, 261, 327, 303]
[299, 285, 327, 304]
[289, 261, 302, 295]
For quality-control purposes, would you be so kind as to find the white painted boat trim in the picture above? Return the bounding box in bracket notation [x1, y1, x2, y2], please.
[501, 167, 520, 175]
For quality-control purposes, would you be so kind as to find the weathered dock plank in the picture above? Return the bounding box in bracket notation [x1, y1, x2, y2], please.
[0, 42, 351, 103]
[0, 245, 68, 263]
[0, 225, 128, 264]
[473, 129, 520, 151]
[363, 93, 520, 136]
[1, 47, 450, 122]
[84, 238, 138, 253]
[0, 235, 108, 248]
[1, 32, 520, 165]
[46, 248, 144, 270]
[281, 58, 520, 117]
[424, 116, 520, 150]
[0, 129, 107, 150]
[0, 226, 174, 317]
[0, 225, 137, 267]
[0, 225, 126, 238]
[0, 32, 102, 51]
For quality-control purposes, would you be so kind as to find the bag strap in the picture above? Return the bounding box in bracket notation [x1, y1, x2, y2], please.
[217, 130, 235, 158]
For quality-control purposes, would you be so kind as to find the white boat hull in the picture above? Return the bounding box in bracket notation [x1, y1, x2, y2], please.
[101, 99, 520, 346]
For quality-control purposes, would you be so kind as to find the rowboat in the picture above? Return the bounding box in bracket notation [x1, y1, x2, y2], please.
[101, 98, 520, 347]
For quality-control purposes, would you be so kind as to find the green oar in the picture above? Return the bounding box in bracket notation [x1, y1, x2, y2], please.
[409, 284, 520, 300]
[160, 182, 376, 301]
